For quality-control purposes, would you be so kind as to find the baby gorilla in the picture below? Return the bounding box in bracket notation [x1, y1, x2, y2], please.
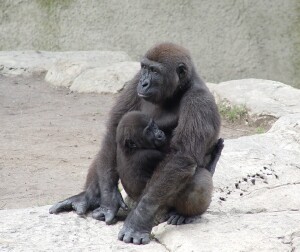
[116, 111, 167, 201]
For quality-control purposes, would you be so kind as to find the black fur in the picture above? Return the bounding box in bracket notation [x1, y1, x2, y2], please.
[49, 43, 223, 245]
[116, 111, 167, 201]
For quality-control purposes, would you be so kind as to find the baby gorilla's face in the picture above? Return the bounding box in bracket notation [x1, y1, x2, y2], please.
[143, 119, 166, 148]
[125, 119, 166, 150]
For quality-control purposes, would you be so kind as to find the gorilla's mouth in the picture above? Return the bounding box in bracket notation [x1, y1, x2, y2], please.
[138, 93, 152, 98]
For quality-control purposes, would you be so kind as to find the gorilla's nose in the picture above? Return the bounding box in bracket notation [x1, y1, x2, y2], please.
[157, 132, 164, 139]
[142, 80, 150, 89]
[156, 130, 166, 141]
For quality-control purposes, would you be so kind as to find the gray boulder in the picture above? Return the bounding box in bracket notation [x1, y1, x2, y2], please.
[45, 52, 132, 87]
[70, 61, 140, 94]
[209, 79, 300, 117]
[0, 51, 131, 77]
[153, 113, 300, 251]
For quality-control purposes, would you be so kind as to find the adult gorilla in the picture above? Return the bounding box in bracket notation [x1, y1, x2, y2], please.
[50, 43, 223, 245]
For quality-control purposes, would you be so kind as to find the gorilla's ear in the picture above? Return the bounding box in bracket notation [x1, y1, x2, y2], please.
[125, 139, 137, 149]
[177, 63, 187, 79]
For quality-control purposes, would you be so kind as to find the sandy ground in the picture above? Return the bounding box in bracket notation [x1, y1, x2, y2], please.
[0, 74, 257, 209]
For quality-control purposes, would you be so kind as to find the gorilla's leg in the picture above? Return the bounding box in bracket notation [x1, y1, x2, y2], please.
[166, 168, 213, 225]
[166, 139, 224, 225]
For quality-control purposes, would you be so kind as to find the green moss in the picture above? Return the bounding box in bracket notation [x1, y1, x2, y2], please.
[36, 0, 72, 11]
[255, 127, 266, 134]
[218, 101, 248, 123]
[34, 0, 72, 50]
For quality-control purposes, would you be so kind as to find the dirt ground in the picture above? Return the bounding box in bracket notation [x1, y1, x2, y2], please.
[0, 74, 259, 210]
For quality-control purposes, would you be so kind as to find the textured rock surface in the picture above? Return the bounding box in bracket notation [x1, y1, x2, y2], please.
[1, 0, 299, 88]
[0, 51, 131, 77]
[210, 79, 300, 118]
[154, 113, 300, 251]
[1, 114, 299, 251]
[0, 206, 166, 252]
[70, 61, 140, 94]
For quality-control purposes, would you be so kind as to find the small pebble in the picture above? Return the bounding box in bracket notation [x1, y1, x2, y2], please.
[219, 197, 226, 201]
[251, 178, 255, 185]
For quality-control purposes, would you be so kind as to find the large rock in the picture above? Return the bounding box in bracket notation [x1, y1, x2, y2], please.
[45, 60, 89, 87]
[45, 52, 132, 88]
[70, 61, 140, 94]
[1, 113, 299, 251]
[209, 79, 300, 118]
[153, 113, 300, 251]
[0, 51, 131, 77]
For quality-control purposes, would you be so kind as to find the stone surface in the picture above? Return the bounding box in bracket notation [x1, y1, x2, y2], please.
[70, 61, 140, 94]
[0, 51, 131, 77]
[45, 60, 89, 87]
[0, 206, 166, 252]
[1, 113, 299, 251]
[153, 113, 300, 251]
[210, 79, 300, 118]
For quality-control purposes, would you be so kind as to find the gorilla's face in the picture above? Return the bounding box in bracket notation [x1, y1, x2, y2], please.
[137, 58, 188, 104]
[124, 119, 166, 150]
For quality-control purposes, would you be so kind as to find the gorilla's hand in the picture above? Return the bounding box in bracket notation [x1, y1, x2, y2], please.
[118, 199, 156, 245]
[92, 186, 127, 224]
[49, 191, 100, 215]
[118, 210, 152, 245]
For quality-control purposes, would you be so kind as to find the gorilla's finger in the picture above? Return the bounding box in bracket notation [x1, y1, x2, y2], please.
[177, 216, 185, 225]
[184, 217, 195, 224]
[133, 237, 142, 245]
[116, 190, 128, 210]
[171, 215, 180, 225]
[118, 229, 125, 241]
[119, 198, 128, 210]
[49, 200, 72, 214]
[141, 236, 151, 245]
[123, 234, 133, 243]
[73, 202, 88, 216]
[105, 211, 116, 225]
[167, 215, 176, 224]
[92, 208, 105, 221]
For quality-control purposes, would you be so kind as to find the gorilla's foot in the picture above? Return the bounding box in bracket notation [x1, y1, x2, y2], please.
[166, 211, 197, 225]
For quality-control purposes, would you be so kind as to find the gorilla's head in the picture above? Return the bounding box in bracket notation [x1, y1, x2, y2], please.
[137, 43, 194, 104]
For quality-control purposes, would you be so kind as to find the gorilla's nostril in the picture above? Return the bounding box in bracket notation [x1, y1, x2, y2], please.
[156, 131, 165, 140]
[142, 81, 149, 88]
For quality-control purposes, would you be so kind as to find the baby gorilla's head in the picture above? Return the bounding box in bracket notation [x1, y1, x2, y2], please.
[117, 111, 166, 150]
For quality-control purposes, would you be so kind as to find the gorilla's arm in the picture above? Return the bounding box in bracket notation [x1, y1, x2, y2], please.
[50, 76, 141, 222]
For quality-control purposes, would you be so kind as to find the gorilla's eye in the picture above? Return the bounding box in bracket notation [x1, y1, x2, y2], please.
[149, 66, 158, 73]
[125, 139, 137, 149]
[177, 63, 187, 79]
[141, 63, 147, 69]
